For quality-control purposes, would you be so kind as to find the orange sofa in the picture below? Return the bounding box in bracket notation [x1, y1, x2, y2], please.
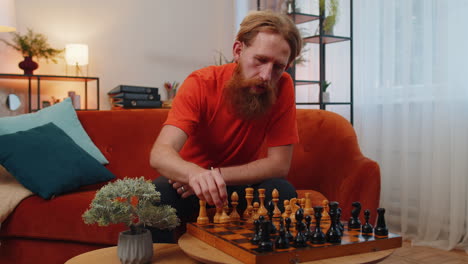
[0, 109, 380, 264]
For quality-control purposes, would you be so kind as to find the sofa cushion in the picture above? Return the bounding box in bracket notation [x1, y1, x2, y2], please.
[0, 97, 108, 164]
[0, 167, 33, 223]
[0, 190, 126, 245]
[0, 123, 115, 199]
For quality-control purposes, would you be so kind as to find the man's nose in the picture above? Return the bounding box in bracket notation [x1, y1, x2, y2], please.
[259, 63, 273, 82]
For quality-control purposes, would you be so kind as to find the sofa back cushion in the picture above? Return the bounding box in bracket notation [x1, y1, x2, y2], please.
[77, 109, 169, 181]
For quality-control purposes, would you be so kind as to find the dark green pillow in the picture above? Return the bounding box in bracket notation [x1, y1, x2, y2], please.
[0, 122, 115, 199]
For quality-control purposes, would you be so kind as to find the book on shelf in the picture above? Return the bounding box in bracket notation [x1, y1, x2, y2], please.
[110, 92, 161, 101]
[108, 85, 159, 95]
[112, 99, 162, 109]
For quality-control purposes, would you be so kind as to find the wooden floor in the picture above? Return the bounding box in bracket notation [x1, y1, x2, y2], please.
[381, 241, 468, 264]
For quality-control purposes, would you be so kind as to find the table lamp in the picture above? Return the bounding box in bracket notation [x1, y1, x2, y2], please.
[0, 0, 16, 32]
[65, 43, 89, 76]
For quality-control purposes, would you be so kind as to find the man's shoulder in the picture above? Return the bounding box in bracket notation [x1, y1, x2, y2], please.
[189, 63, 236, 81]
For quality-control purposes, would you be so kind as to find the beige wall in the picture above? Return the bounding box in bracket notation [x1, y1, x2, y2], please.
[0, 0, 236, 110]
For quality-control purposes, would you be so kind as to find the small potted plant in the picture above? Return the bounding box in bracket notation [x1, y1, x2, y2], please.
[322, 80, 331, 102]
[319, 0, 339, 35]
[0, 28, 63, 75]
[82, 177, 180, 264]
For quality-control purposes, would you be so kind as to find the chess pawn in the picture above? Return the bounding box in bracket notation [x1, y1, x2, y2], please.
[257, 188, 268, 217]
[220, 201, 231, 223]
[252, 202, 260, 221]
[282, 200, 291, 219]
[300, 198, 306, 209]
[293, 208, 307, 248]
[304, 215, 313, 240]
[337, 207, 345, 234]
[275, 218, 290, 249]
[284, 217, 294, 242]
[267, 200, 277, 234]
[229, 192, 241, 221]
[213, 206, 223, 224]
[361, 209, 373, 236]
[374, 208, 389, 237]
[243, 187, 254, 220]
[272, 188, 281, 218]
[303, 193, 314, 216]
[322, 200, 330, 222]
[259, 219, 273, 252]
[348, 201, 362, 229]
[251, 219, 261, 245]
[311, 206, 326, 244]
[197, 200, 209, 224]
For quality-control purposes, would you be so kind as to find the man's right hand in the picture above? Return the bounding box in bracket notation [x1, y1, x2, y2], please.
[188, 168, 227, 208]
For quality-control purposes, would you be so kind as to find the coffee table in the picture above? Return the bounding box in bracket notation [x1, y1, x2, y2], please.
[178, 233, 396, 264]
[65, 243, 201, 264]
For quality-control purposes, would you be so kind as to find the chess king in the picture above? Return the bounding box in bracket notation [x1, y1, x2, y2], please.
[149, 10, 303, 243]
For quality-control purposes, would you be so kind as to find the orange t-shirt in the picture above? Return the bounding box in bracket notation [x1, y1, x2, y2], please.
[164, 63, 298, 169]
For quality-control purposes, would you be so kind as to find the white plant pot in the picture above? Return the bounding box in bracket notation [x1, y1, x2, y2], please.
[322, 91, 330, 103]
[118, 228, 153, 264]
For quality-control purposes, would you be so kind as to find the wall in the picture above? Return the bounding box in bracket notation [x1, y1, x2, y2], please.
[0, 0, 236, 111]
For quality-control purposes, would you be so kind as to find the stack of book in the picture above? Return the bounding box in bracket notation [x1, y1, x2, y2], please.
[108, 85, 162, 109]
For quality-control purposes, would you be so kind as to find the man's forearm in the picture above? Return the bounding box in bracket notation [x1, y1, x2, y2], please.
[150, 143, 203, 184]
[219, 145, 293, 185]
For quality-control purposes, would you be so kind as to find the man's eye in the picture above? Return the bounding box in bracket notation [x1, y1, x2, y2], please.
[255, 58, 266, 64]
[274, 65, 284, 72]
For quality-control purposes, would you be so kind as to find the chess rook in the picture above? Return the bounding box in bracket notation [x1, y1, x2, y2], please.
[374, 208, 389, 237]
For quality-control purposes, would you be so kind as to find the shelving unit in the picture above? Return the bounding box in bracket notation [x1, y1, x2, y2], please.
[258, 0, 353, 124]
[0, 74, 99, 113]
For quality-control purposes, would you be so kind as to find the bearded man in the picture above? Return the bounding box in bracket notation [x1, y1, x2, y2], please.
[149, 10, 302, 242]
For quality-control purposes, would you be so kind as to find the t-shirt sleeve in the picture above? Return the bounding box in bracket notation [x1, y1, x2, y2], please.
[265, 73, 299, 147]
[163, 73, 203, 136]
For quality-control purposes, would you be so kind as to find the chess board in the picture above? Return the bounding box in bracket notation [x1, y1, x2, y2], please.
[186, 220, 402, 264]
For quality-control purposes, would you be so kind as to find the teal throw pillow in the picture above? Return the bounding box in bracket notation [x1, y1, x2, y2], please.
[0, 98, 108, 164]
[0, 123, 115, 199]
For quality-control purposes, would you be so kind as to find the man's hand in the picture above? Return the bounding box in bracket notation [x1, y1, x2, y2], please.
[168, 179, 194, 198]
[188, 168, 227, 208]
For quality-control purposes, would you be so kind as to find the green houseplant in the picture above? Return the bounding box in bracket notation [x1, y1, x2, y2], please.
[319, 0, 339, 35]
[0, 28, 63, 75]
[82, 177, 180, 264]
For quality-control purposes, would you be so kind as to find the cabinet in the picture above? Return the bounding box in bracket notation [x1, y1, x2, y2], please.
[0, 74, 99, 115]
[258, 0, 353, 124]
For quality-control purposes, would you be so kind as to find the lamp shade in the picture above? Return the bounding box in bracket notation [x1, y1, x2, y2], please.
[0, 0, 17, 32]
[65, 44, 89, 66]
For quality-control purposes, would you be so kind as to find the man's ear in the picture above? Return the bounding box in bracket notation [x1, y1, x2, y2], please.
[232, 41, 243, 62]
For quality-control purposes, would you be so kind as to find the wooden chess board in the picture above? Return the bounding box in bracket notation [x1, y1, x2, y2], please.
[186, 220, 402, 264]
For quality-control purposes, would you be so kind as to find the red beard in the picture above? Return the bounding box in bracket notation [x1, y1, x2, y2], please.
[223, 63, 277, 120]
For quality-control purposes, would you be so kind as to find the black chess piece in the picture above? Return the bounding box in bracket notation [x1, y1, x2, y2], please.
[294, 208, 307, 247]
[304, 215, 313, 240]
[267, 200, 277, 234]
[285, 217, 294, 241]
[374, 208, 389, 237]
[348, 201, 362, 229]
[259, 219, 273, 252]
[361, 209, 373, 236]
[251, 219, 261, 245]
[311, 206, 326, 244]
[337, 207, 345, 234]
[275, 218, 290, 249]
[326, 201, 341, 243]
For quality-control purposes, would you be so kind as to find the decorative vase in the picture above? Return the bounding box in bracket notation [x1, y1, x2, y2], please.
[117, 228, 153, 264]
[322, 91, 330, 103]
[18, 56, 38, 75]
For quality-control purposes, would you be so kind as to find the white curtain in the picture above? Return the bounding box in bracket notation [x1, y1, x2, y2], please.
[354, 0, 468, 251]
